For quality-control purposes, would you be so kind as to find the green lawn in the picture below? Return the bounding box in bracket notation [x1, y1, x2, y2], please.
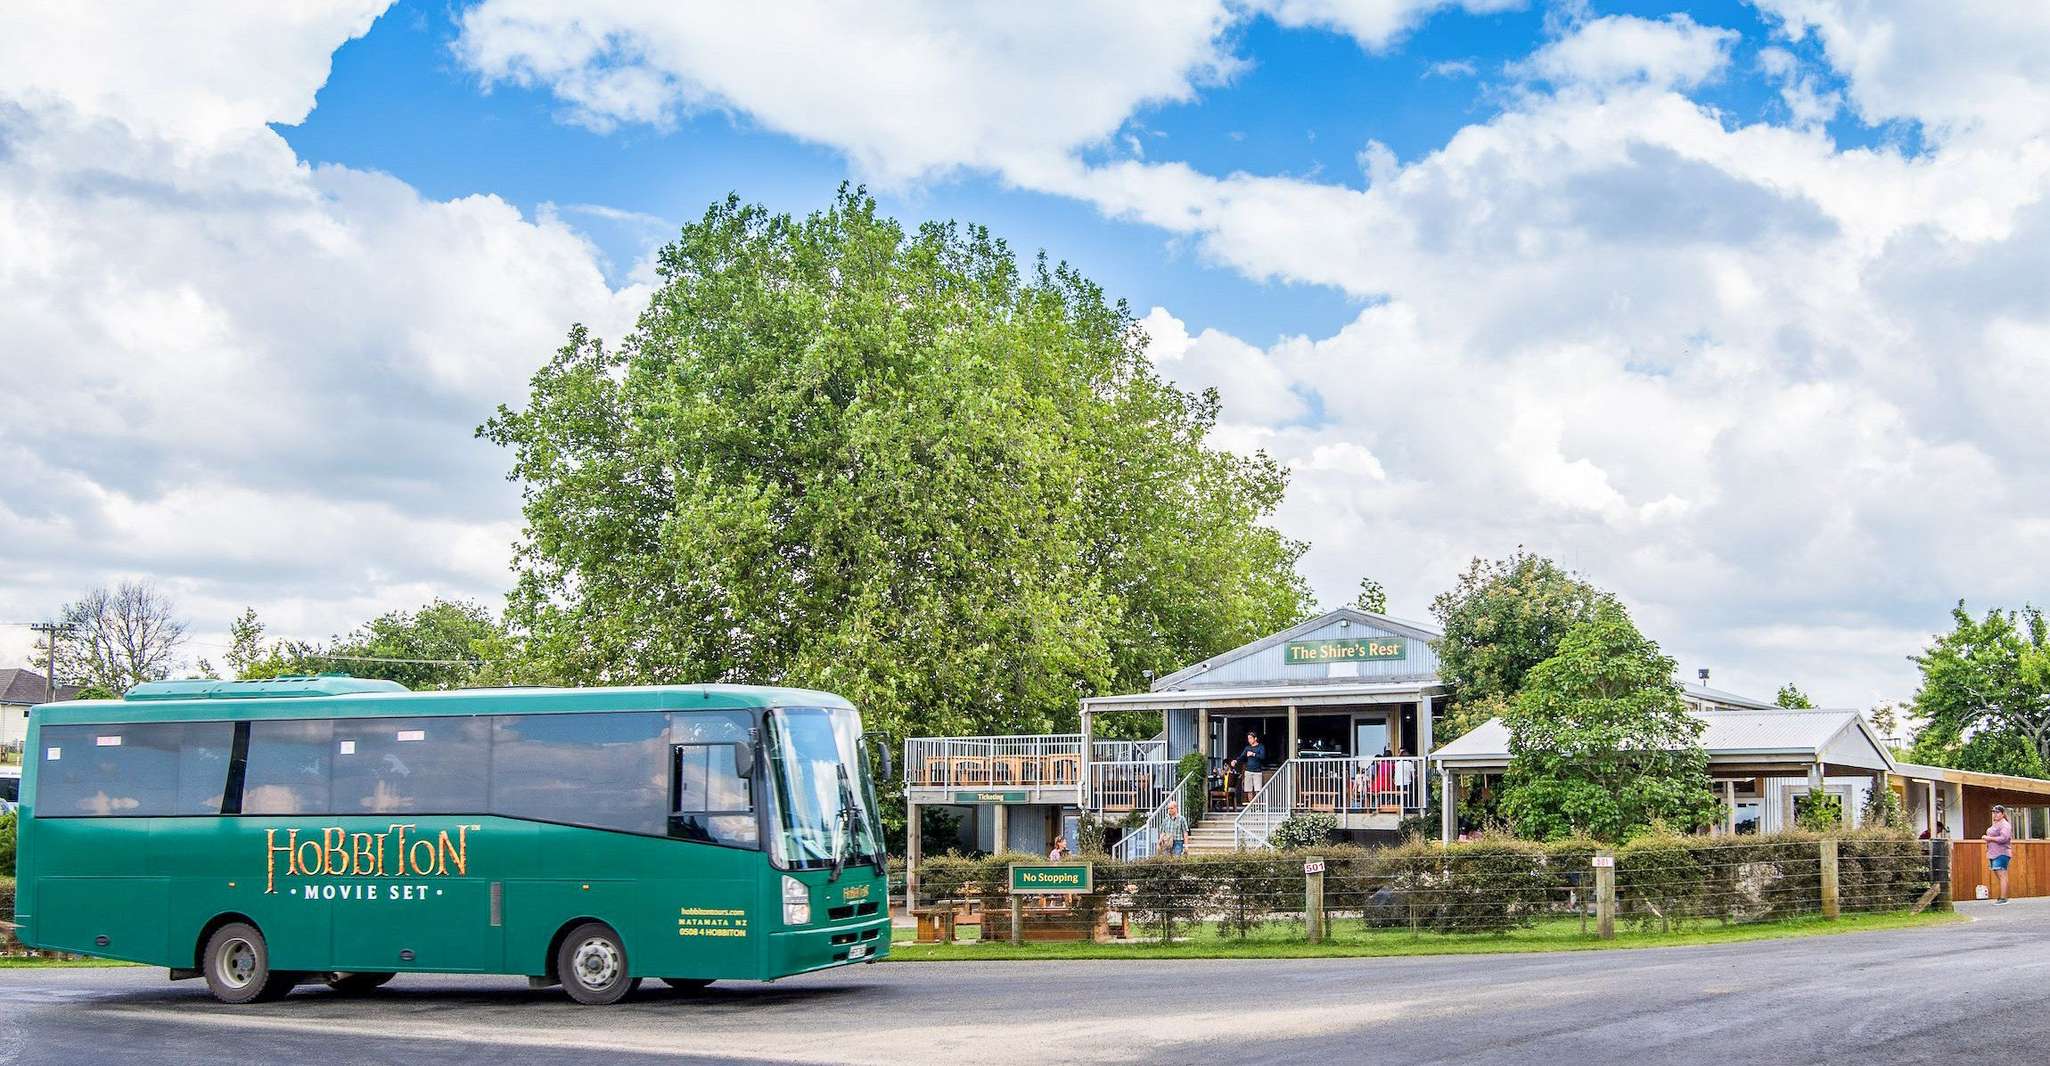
[890, 909, 1963, 961]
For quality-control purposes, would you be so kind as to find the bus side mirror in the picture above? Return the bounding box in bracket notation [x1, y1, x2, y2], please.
[733, 742, 757, 779]
[870, 737, 894, 780]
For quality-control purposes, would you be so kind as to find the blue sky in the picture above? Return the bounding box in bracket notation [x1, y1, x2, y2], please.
[4, 1, 2047, 711]
[280, 0, 1886, 345]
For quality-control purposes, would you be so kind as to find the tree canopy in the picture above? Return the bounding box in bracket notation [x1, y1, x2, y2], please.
[1350, 577, 1388, 614]
[1907, 602, 2050, 779]
[1429, 549, 1610, 741]
[481, 189, 1311, 745]
[41, 580, 188, 693]
[213, 600, 511, 691]
[1499, 601, 1719, 842]
[1775, 683, 1814, 709]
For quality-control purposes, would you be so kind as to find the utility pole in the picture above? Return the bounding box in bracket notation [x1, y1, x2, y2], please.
[28, 621, 71, 701]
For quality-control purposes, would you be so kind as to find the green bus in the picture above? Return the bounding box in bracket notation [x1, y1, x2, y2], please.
[14, 677, 892, 1004]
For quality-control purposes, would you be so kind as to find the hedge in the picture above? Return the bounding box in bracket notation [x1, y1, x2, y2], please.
[912, 830, 1936, 940]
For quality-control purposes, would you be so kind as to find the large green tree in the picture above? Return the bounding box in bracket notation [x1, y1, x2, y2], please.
[481, 189, 1310, 746]
[1429, 550, 1609, 741]
[1908, 602, 2050, 778]
[1499, 601, 1719, 842]
[324, 600, 513, 691]
[210, 601, 513, 691]
[1775, 683, 1815, 709]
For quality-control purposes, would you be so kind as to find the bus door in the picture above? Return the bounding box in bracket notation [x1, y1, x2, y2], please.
[661, 733, 764, 978]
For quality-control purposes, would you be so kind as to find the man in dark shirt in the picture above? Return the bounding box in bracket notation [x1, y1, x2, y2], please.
[1241, 731, 1267, 799]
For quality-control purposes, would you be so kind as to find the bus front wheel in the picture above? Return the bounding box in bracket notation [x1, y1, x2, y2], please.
[202, 923, 295, 1005]
[556, 922, 639, 1005]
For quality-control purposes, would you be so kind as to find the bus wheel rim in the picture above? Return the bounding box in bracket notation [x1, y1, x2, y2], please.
[218, 938, 258, 989]
[572, 938, 622, 989]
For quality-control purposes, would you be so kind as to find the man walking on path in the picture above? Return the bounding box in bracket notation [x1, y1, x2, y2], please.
[1161, 799, 1188, 858]
[1984, 805, 2014, 904]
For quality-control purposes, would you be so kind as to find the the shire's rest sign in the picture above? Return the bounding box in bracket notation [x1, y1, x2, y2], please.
[1283, 637, 1405, 664]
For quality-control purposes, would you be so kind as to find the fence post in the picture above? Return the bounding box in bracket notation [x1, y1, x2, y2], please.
[1930, 839, 1952, 911]
[1594, 851, 1616, 940]
[1304, 857, 1326, 944]
[1820, 838, 1840, 920]
[1009, 894, 1024, 944]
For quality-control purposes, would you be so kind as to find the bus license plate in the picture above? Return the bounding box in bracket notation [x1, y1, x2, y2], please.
[848, 943, 871, 959]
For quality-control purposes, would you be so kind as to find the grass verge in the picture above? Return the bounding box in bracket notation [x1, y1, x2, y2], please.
[889, 909, 1963, 961]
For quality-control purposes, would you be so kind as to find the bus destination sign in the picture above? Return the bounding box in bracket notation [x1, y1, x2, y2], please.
[1009, 863, 1093, 894]
[1284, 637, 1405, 664]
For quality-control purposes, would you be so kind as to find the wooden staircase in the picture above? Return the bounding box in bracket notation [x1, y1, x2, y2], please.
[1184, 811, 1244, 855]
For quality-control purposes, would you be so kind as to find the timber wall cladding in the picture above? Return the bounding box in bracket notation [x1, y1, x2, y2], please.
[1951, 841, 2050, 900]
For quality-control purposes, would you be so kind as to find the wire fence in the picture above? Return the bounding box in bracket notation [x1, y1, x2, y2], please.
[909, 831, 1947, 944]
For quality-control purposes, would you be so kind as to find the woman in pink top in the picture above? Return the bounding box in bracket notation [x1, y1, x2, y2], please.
[1983, 805, 2014, 905]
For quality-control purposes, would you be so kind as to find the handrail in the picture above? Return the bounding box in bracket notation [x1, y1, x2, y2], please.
[1232, 759, 1295, 850]
[1086, 759, 1179, 815]
[1111, 770, 1198, 859]
[1291, 755, 1426, 815]
[903, 734, 1085, 788]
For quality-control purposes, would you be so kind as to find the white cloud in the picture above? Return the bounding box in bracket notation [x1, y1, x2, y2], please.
[0, 1, 391, 145]
[454, 0, 1243, 184]
[1514, 14, 1739, 91]
[0, 3, 646, 667]
[1757, 0, 2050, 145]
[1252, 0, 1526, 52]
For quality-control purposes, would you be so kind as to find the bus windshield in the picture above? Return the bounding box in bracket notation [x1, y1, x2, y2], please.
[764, 706, 884, 871]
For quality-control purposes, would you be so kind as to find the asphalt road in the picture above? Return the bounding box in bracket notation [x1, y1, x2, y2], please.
[2, 901, 2045, 1065]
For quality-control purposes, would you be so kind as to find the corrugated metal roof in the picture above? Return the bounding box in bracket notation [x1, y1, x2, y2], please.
[1435, 708, 1884, 768]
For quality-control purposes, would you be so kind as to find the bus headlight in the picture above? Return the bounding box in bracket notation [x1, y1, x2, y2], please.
[782, 875, 811, 925]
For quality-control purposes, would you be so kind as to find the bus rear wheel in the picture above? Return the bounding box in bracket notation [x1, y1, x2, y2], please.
[325, 971, 397, 994]
[660, 978, 714, 992]
[202, 923, 295, 1005]
[556, 922, 639, 1005]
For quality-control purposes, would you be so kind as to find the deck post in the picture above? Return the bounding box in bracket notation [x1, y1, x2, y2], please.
[1079, 706, 1094, 810]
[1724, 780, 1737, 834]
[993, 803, 1009, 854]
[1417, 693, 1434, 758]
[1287, 704, 1299, 760]
[1198, 707, 1210, 759]
[905, 800, 921, 911]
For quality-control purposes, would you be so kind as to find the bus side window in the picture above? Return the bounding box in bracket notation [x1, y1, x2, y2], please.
[242, 720, 334, 816]
[33, 721, 234, 817]
[670, 742, 757, 848]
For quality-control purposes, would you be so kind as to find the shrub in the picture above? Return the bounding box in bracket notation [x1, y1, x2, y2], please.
[1616, 833, 1710, 931]
[1270, 813, 1338, 851]
[1198, 853, 1299, 938]
[0, 811, 14, 878]
[1796, 792, 1844, 832]
[1861, 786, 1907, 831]
[1177, 752, 1208, 823]
[1377, 834, 1551, 933]
[1122, 856, 1205, 942]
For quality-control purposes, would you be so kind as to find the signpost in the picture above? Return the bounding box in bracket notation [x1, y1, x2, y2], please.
[1283, 637, 1405, 665]
[1009, 863, 1093, 894]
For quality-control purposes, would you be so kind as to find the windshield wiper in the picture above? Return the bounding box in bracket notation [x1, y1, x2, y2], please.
[828, 765, 857, 883]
